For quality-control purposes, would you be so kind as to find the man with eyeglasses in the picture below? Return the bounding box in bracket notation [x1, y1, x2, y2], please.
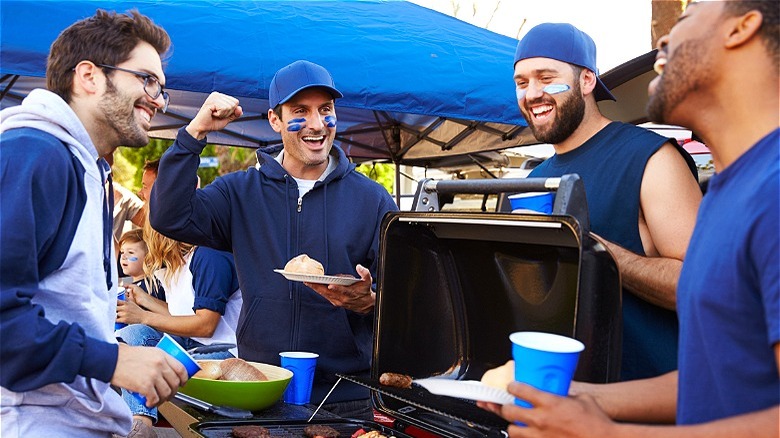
[0, 9, 186, 438]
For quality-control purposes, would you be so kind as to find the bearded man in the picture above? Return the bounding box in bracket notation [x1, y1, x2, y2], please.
[513, 23, 702, 381]
[0, 9, 187, 438]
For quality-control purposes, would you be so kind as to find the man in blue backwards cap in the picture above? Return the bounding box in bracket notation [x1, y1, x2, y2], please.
[150, 60, 397, 419]
[513, 23, 702, 381]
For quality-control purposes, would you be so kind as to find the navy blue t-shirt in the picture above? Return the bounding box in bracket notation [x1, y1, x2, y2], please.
[530, 122, 696, 380]
[133, 278, 166, 302]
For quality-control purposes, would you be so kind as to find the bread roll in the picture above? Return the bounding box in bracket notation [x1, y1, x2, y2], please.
[193, 361, 223, 380]
[284, 254, 324, 276]
[220, 358, 268, 381]
[481, 360, 514, 390]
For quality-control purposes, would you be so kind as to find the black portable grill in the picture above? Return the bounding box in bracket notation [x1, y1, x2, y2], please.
[169, 174, 622, 438]
[353, 174, 622, 438]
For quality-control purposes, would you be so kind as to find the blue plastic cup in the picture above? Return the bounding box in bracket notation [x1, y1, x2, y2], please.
[115, 287, 127, 330]
[279, 351, 318, 405]
[156, 333, 201, 378]
[133, 334, 202, 407]
[510, 331, 584, 409]
[508, 192, 554, 214]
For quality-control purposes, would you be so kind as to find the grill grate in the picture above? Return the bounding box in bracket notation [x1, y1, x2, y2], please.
[194, 419, 413, 438]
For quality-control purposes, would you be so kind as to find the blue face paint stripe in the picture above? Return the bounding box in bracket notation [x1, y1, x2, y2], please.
[516, 83, 571, 101]
[324, 115, 337, 128]
[287, 118, 306, 132]
[128, 257, 138, 262]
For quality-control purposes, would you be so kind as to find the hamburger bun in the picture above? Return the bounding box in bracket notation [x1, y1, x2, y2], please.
[481, 360, 514, 390]
[220, 358, 268, 382]
[284, 254, 324, 276]
[193, 361, 223, 380]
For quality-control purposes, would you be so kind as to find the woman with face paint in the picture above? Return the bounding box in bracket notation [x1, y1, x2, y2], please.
[150, 60, 398, 420]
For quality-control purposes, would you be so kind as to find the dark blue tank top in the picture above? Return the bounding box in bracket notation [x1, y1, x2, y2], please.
[530, 121, 696, 380]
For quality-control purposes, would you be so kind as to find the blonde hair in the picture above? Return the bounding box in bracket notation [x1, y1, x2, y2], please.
[142, 211, 194, 294]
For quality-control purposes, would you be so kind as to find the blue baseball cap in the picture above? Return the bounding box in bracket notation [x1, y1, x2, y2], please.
[514, 23, 616, 102]
[268, 60, 343, 108]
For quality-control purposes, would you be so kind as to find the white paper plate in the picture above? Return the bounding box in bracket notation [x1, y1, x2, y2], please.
[273, 269, 361, 286]
[414, 379, 514, 404]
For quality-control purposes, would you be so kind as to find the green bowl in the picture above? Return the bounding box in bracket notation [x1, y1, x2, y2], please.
[179, 360, 292, 411]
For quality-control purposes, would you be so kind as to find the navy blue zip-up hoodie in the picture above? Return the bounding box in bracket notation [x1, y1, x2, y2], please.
[150, 128, 397, 403]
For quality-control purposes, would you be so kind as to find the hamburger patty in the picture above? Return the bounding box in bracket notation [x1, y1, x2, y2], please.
[303, 424, 340, 437]
[231, 425, 270, 438]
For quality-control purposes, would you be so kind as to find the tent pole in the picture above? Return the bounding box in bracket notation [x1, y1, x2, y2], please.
[395, 160, 401, 208]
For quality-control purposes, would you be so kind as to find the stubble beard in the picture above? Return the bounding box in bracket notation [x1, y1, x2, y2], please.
[523, 82, 586, 145]
[647, 39, 709, 125]
[98, 77, 150, 148]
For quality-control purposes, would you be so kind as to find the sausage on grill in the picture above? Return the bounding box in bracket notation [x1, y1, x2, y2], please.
[379, 372, 413, 389]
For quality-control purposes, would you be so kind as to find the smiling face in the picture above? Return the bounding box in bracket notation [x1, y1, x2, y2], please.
[119, 240, 147, 279]
[647, 2, 722, 127]
[513, 58, 586, 145]
[268, 87, 337, 179]
[96, 41, 167, 148]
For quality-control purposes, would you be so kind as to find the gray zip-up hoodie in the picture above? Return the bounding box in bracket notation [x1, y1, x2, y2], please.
[0, 89, 131, 437]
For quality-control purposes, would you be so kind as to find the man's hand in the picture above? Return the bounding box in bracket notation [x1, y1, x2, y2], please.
[306, 264, 375, 314]
[111, 343, 188, 408]
[479, 382, 616, 438]
[186, 92, 243, 140]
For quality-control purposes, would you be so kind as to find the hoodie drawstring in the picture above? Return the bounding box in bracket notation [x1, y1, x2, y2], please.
[285, 175, 294, 300]
[100, 160, 114, 291]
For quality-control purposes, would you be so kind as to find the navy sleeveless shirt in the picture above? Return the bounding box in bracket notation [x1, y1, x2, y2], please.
[530, 121, 696, 380]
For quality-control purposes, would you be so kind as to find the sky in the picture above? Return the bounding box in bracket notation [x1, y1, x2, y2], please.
[408, 0, 654, 73]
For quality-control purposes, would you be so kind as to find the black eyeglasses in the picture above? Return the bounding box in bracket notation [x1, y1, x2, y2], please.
[97, 64, 169, 113]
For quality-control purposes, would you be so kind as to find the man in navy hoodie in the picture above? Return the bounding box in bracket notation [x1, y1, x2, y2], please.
[150, 60, 398, 419]
[0, 9, 188, 438]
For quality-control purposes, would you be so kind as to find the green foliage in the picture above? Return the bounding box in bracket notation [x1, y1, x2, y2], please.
[356, 162, 395, 194]
[115, 138, 172, 191]
[116, 137, 394, 195]
[198, 144, 220, 186]
[114, 138, 235, 190]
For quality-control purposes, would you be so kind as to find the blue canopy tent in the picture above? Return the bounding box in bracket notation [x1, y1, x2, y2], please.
[0, 0, 544, 170]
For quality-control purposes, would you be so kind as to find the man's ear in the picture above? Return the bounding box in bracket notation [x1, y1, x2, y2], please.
[268, 108, 282, 133]
[580, 69, 598, 97]
[725, 10, 763, 49]
[71, 61, 101, 96]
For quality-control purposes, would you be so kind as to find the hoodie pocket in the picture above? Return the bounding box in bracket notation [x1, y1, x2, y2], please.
[236, 296, 293, 356]
[296, 298, 363, 360]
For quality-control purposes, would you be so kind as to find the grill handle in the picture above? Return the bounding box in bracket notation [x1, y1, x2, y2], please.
[411, 173, 590, 232]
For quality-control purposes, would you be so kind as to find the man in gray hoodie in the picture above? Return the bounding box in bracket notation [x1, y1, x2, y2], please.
[0, 9, 187, 438]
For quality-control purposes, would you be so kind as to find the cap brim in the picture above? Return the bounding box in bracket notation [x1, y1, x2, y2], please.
[594, 78, 616, 102]
[277, 84, 343, 106]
